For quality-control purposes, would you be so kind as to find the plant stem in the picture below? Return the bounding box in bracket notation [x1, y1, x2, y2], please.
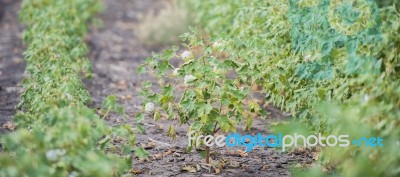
[102, 109, 111, 119]
[205, 146, 210, 164]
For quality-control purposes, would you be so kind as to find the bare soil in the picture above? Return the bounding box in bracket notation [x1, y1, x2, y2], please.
[0, 0, 25, 134]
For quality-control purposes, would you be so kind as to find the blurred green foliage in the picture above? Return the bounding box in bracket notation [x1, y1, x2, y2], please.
[184, 0, 400, 176]
[0, 0, 136, 176]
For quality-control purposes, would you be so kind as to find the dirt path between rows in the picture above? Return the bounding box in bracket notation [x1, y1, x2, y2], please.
[86, 1, 314, 177]
[0, 0, 25, 134]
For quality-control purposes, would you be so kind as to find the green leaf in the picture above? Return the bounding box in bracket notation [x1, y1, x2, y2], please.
[154, 111, 161, 121]
[167, 125, 177, 140]
[191, 121, 202, 130]
[136, 123, 145, 134]
[137, 65, 146, 74]
[143, 81, 152, 88]
[245, 116, 253, 130]
[135, 113, 145, 122]
[218, 116, 230, 132]
[116, 106, 124, 115]
[134, 147, 149, 160]
[161, 47, 178, 60]
[248, 100, 260, 113]
[157, 60, 173, 75]
[162, 85, 174, 97]
[222, 59, 239, 68]
[103, 95, 117, 109]
[197, 103, 213, 117]
[181, 99, 196, 112]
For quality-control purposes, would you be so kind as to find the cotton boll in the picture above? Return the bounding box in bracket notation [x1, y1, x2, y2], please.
[68, 171, 79, 177]
[46, 150, 58, 161]
[363, 94, 369, 103]
[173, 68, 180, 76]
[145, 102, 155, 112]
[213, 66, 222, 74]
[212, 42, 222, 50]
[45, 149, 65, 161]
[184, 75, 197, 86]
[181, 51, 193, 60]
[304, 54, 312, 62]
[213, 66, 218, 72]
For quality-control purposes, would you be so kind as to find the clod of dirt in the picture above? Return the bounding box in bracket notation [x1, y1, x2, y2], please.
[182, 165, 198, 173]
[2, 121, 15, 130]
[129, 168, 145, 174]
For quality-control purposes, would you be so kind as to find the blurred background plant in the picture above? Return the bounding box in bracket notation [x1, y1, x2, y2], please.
[182, 0, 400, 176]
[135, 0, 192, 47]
[378, 0, 400, 9]
[0, 0, 139, 176]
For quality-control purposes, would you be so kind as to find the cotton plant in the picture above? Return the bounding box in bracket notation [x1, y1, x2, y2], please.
[137, 31, 266, 163]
